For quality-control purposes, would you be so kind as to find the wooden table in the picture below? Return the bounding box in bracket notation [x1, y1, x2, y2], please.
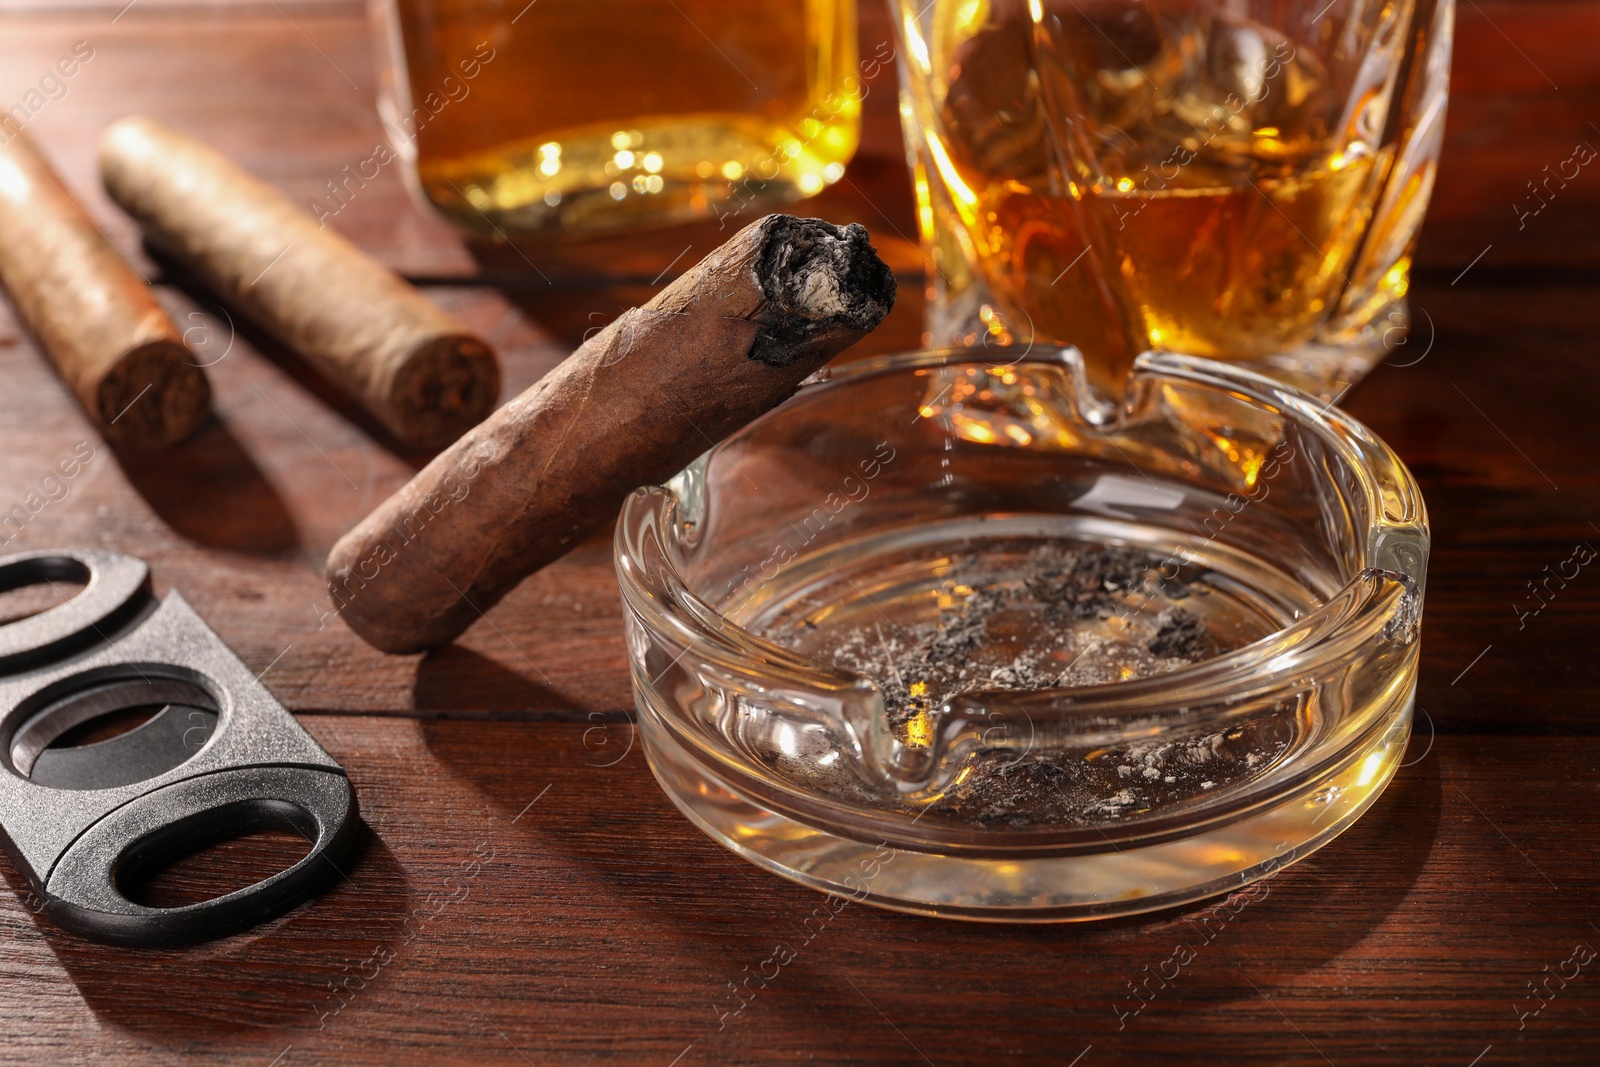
[1, 2, 1596, 1064]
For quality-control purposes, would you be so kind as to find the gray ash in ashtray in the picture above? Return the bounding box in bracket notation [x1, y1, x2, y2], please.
[809, 543, 1216, 736]
[1025, 544, 1179, 620]
[1149, 606, 1209, 658]
[762, 541, 1289, 828]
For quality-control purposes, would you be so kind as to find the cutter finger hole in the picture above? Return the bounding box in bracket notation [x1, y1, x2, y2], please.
[0, 550, 150, 672]
[0, 558, 89, 626]
[120, 811, 316, 911]
[9, 674, 219, 789]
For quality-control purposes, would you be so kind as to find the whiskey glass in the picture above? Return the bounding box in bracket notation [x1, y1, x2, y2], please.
[891, 0, 1454, 399]
[373, 0, 860, 237]
[615, 346, 1428, 920]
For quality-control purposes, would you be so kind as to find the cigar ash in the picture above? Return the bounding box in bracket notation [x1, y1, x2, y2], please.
[751, 539, 1294, 829]
[746, 218, 895, 366]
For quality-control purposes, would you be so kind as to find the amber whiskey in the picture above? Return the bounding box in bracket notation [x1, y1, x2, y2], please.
[383, 0, 860, 236]
[912, 0, 1406, 391]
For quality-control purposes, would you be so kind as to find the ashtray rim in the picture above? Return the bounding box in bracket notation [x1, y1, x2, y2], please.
[615, 346, 1427, 856]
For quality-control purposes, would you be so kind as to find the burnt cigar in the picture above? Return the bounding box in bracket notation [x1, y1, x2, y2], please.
[327, 215, 896, 653]
[98, 116, 499, 450]
[0, 128, 209, 449]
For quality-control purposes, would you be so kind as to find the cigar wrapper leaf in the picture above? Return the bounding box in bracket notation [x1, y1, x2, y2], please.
[327, 215, 896, 653]
[0, 128, 209, 449]
[98, 116, 499, 450]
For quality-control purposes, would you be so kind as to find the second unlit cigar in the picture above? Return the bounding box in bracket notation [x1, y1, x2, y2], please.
[99, 116, 499, 450]
[327, 215, 896, 653]
[0, 128, 208, 449]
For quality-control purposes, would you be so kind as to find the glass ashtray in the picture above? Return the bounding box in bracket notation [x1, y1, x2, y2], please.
[615, 347, 1426, 921]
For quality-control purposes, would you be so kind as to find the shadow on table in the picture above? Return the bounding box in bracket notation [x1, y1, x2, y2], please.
[410, 708, 1443, 1061]
[113, 416, 300, 554]
[12, 820, 412, 1039]
[412, 644, 587, 717]
[459, 224, 702, 351]
[152, 248, 440, 470]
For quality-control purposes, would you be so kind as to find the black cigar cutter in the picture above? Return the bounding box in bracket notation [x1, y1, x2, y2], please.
[0, 549, 357, 946]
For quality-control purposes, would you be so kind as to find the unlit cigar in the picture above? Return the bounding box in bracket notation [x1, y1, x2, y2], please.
[0, 128, 209, 449]
[327, 215, 896, 653]
[99, 116, 499, 450]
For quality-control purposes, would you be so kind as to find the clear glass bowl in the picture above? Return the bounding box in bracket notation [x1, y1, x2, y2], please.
[615, 347, 1426, 920]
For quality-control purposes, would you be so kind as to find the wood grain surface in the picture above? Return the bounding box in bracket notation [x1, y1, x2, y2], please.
[0, 1, 1596, 1064]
